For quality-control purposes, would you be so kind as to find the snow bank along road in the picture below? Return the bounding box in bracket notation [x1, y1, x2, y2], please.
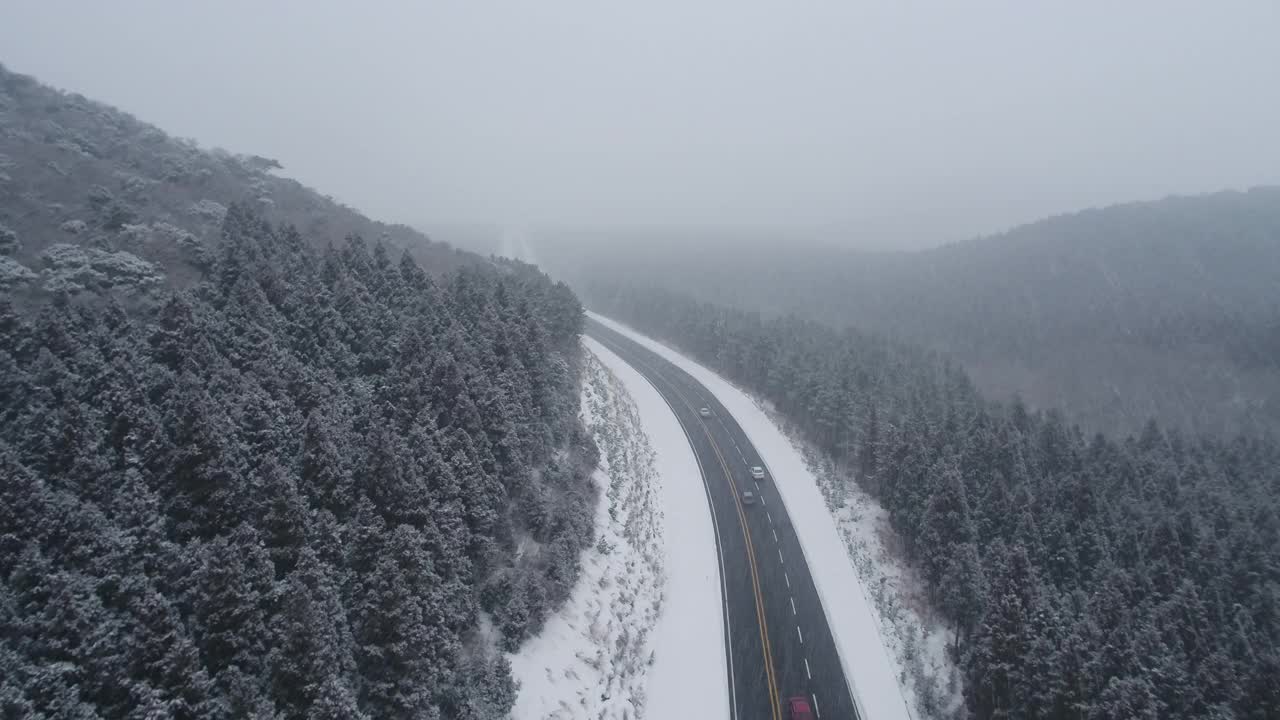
[588, 318, 859, 720]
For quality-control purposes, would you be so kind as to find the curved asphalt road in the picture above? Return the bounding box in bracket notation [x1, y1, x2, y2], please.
[588, 318, 860, 720]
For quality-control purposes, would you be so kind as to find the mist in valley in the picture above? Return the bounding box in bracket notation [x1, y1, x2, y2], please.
[3, 2, 1278, 252]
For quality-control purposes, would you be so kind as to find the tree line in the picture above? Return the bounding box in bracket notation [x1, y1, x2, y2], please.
[543, 188, 1280, 439]
[1, 61, 472, 292]
[587, 282, 1280, 719]
[1, 205, 596, 718]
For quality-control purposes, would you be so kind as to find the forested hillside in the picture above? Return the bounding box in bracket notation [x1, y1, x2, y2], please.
[1, 206, 594, 718]
[0, 61, 471, 294]
[0, 63, 597, 718]
[588, 284, 1280, 719]
[543, 189, 1280, 438]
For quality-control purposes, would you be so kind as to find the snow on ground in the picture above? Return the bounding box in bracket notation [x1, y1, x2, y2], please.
[508, 351, 663, 719]
[508, 345, 728, 719]
[590, 312, 919, 720]
[586, 337, 729, 720]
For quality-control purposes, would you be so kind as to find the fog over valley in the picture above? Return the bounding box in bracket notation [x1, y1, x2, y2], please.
[3, 2, 1279, 247]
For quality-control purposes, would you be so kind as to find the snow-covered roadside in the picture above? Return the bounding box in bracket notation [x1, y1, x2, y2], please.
[508, 344, 728, 720]
[507, 351, 664, 719]
[585, 337, 729, 720]
[590, 312, 917, 720]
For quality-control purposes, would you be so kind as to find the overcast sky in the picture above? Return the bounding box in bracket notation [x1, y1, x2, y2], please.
[3, 1, 1278, 247]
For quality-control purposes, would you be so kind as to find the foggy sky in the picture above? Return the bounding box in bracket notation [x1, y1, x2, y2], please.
[3, 1, 1279, 247]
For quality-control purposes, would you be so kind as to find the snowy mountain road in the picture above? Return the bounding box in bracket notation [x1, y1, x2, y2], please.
[588, 319, 861, 720]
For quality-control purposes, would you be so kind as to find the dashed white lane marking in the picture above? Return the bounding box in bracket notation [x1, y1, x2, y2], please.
[784, 572, 791, 589]
[725, 433, 744, 455]
[772, 528, 779, 543]
[790, 597, 797, 615]
[796, 625, 804, 644]
[813, 694, 822, 718]
[760, 494, 767, 507]
[766, 511, 773, 524]
[804, 657, 812, 680]
[778, 548, 784, 564]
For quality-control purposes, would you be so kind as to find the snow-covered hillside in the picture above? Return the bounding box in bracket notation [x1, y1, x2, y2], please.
[509, 345, 728, 719]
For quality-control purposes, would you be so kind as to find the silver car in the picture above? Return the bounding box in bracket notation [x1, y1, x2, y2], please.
[750, 466, 766, 481]
[742, 490, 756, 505]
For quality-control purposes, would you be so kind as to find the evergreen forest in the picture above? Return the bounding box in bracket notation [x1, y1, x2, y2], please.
[1, 205, 595, 717]
[588, 282, 1280, 719]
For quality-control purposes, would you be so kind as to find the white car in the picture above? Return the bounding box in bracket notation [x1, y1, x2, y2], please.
[750, 466, 766, 480]
[699, 407, 711, 417]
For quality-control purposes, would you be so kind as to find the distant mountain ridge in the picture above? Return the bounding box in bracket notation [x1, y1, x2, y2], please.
[547, 187, 1280, 437]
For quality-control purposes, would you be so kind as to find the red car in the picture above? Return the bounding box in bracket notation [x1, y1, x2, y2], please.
[787, 696, 815, 720]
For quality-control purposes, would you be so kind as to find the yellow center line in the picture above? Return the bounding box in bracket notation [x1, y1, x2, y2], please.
[698, 413, 782, 720]
[593, 333, 784, 720]
[642, 361, 783, 720]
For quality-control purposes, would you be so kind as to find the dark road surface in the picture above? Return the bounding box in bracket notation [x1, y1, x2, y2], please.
[588, 318, 861, 720]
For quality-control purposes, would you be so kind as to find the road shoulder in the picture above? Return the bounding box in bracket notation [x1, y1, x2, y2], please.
[587, 337, 731, 719]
